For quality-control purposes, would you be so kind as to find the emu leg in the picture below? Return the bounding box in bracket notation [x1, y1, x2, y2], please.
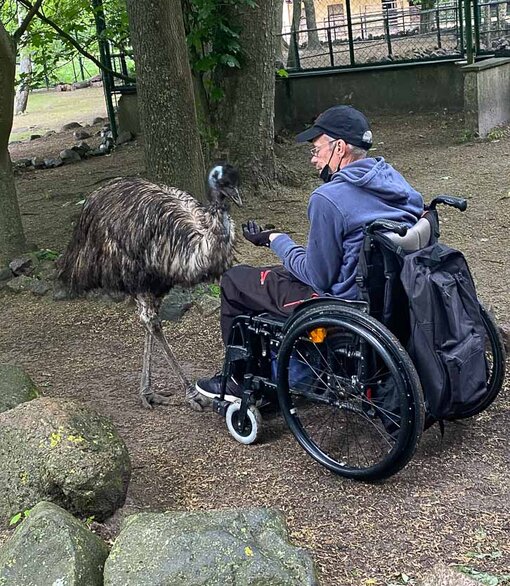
[136, 294, 207, 411]
[140, 329, 170, 409]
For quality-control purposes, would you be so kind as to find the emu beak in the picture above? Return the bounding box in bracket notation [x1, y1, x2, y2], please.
[228, 187, 243, 207]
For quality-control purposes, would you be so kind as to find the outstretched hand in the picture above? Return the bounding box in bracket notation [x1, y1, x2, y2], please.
[242, 220, 280, 247]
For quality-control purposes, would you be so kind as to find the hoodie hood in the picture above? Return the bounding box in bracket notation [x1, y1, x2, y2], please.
[334, 156, 411, 203]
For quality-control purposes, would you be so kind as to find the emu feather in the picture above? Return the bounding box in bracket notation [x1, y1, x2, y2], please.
[58, 164, 241, 409]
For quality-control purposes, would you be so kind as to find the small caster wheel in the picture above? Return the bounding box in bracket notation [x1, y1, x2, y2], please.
[226, 400, 262, 445]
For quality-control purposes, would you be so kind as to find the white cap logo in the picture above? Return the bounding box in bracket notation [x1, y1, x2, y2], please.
[362, 130, 373, 144]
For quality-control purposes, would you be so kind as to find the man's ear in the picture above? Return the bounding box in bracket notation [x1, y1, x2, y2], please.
[336, 139, 346, 153]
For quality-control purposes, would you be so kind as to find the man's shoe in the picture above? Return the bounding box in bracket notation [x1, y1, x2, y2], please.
[195, 373, 242, 403]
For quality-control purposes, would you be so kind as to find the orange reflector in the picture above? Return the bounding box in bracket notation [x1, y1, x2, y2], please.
[309, 327, 327, 343]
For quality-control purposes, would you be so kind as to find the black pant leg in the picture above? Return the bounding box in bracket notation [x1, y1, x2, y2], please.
[220, 264, 316, 344]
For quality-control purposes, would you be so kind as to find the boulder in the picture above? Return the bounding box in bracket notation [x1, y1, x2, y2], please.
[104, 508, 317, 585]
[9, 254, 34, 276]
[0, 267, 13, 283]
[29, 134, 41, 141]
[60, 149, 82, 164]
[61, 122, 82, 131]
[0, 364, 38, 414]
[13, 158, 31, 168]
[159, 288, 193, 321]
[92, 116, 106, 125]
[116, 130, 133, 145]
[43, 157, 64, 169]
[0, 501, 108, 586]
[0, 397, 131, 526]
[195, 293, 221, 316]
[5, 275, 51, 296]
[73, 129, 91, 140]
[30, 156, 45, 169]
[72, 141, 91, 157]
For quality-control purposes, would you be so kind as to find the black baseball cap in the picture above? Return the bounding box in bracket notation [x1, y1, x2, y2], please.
[296, 105, 373, 150]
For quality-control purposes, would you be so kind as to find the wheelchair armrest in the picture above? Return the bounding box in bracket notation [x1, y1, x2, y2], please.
[428, 195, 467, 212]
[365, 219, 408, 237]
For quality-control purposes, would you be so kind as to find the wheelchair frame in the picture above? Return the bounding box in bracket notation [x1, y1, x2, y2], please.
[211, 197, 506, 482]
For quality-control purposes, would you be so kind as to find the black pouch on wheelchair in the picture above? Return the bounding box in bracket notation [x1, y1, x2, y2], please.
[400, 243, 487, 421]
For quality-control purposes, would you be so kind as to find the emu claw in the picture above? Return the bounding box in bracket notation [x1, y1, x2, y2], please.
[140, 391, 171, 409]
[186, 385, 210, 412]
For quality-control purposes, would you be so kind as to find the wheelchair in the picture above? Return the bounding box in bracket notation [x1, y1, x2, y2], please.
[211, 196, 506, 482]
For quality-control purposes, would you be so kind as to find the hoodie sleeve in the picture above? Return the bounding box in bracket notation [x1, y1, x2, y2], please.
[270, 193, 345, 293]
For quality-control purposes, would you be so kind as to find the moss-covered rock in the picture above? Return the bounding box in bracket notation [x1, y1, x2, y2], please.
[104, 508, 317, 585]
[0, 397, 131, 526]
[0, 501, 108, 586]
[0, 364, 39, 414]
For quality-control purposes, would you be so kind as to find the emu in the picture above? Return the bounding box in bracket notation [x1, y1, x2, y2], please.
[58, 164, 241, 409]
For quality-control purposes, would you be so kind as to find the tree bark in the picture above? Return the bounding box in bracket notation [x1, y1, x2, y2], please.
[275, 0, 287, 66]
[216, 0, 277, 192]
[14, 8, 31, 116]
[0, 22, 27, 266]
[287, 0, 302, 69]
[303, 0, 321, 50]
[125, 0, 205, 199]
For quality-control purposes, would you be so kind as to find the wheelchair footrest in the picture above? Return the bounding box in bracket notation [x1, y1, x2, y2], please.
[212, 398, 231, 417]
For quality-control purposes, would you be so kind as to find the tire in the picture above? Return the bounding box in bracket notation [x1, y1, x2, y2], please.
[276, 305, 425, 482]
[226, 401, 262, 445]
[451, 303, 506, 419]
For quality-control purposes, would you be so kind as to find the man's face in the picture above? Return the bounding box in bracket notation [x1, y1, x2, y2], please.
[310, 135, 339, 172]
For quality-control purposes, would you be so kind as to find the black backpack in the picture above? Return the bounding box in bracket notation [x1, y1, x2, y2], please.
[400, 243, 487, 421]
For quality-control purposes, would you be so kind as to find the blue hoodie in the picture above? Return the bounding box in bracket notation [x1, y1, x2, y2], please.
[271, 157, 424, 299]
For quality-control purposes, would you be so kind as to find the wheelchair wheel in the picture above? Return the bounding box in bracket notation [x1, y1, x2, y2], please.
[226, 401, 262, 445]
[277, 305, 425, 482]
[451, 303, 506, 419]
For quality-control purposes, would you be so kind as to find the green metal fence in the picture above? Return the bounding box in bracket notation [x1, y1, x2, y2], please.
[278, 0, 510, 72]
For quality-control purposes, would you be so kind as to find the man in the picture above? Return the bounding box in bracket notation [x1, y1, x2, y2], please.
[196, 105, 424, 401]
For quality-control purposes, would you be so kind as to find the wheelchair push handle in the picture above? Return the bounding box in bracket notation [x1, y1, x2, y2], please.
[428, 195, 467, 212]
[366, 219, 408, 237]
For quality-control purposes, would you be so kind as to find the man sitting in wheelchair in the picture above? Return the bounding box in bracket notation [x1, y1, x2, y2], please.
[196, 104, 424, 401]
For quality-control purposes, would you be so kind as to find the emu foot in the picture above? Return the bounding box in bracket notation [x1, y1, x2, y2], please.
[140, 390, 172, 409]
[186, 385, 210, 412]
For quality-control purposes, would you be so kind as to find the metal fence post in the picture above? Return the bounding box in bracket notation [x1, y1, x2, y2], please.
[436, 7, 442, 48]
[458, 0, 464, 56]
[291, 30, 301, 70]
[327, 27, 335, 66]
[384, 8, 393, 57]
[464, 0, 474, 64]
[472, 0, 480, 54]
[345, 0, 356, 66]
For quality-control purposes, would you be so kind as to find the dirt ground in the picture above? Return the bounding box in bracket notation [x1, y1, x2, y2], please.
[2, 111, 509, 585]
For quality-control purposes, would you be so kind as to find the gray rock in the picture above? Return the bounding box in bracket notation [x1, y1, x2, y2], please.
[61, 122, 82, 131]
[72, 80, 91, 90]
[116, 130, 133, 145]
[0, 364, 39, 414]
[88, 148, 105, 157]
[30, 156, 45, 169]
[8, 255, 34, 276]
[29, 134, 41, 141]
[14, 158, 31, 168]
[0, 267, 13, 283]
[0, 397, 131, 526]
[92, 116, 106, 125]
[159, 288, 193, 321]
[71, 141, 91, 157]
[43, 157, 64, 169]
[0, 501, 108, 586]
[104, 508, 317, 586]
[73, 129, 91, 140]
[195, 293, 221, 316]
[59, 149, 82, 164]
[44, 130, 56, 137]
[6, 275, 33, 292]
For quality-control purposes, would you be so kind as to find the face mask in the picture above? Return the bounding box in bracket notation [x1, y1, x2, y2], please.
[319, 143, 342, 183]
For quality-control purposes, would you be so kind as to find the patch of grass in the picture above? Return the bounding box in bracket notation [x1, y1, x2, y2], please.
[9, 86, 107, 142]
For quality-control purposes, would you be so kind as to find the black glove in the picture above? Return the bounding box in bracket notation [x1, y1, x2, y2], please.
[242, 220, 280, 247]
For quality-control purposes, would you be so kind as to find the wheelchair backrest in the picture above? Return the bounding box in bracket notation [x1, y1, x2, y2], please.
[357, 211, 439, 343]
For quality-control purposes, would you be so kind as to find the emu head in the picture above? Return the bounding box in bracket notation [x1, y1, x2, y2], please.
[207, 164, 242, 207]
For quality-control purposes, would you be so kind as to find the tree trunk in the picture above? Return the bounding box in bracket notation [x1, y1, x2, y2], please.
[216, 0, 277, 192]
[303, 0, 321, 50]
[275, 0, 286, 66]
[287, 0, 302, 69]
[14, 9, 31, 116]
[125, 0, 206, 200]
[14, 53, 31, 115]
[0, 23, 27, 266]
